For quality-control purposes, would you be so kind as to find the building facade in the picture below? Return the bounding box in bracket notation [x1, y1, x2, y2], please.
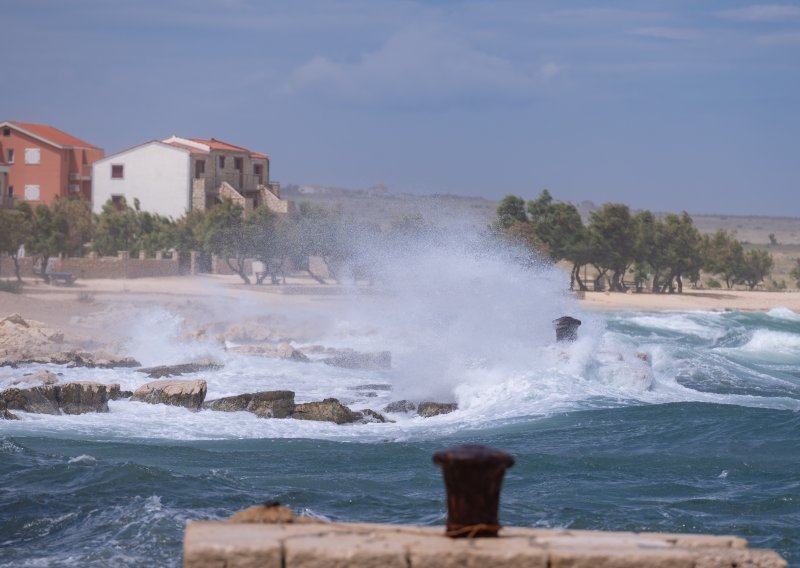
[0, 121, 104, 206]
[92, 136, 285, 218]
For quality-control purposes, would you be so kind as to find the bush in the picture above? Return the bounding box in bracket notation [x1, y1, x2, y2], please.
[0, 280, 23, 294]
[706, 277, 722, 289]
[769, 279, 787, 291]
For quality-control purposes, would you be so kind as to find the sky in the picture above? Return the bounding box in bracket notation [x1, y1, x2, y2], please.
[2, 0, 799, 216]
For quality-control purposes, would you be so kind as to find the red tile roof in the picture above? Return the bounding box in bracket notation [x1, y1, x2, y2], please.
[7, 121, 100, 149]
[190, 137, 269, 158]
[162, 140, 209, 155]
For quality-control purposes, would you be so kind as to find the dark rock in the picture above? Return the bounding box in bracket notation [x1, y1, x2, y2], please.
[383, 400, 417, 414]
[108, 385, 133, 400]
[417, 401, 458, 417]
[0, 382, 115, 415]
[322, 351, 391, 370]
[350, 384, 392, 391]
[292, 398, 362, 424]
[553, 316, 581, 342]
[138, 358, 224, 378]
[358, 409, 392, 423]
[0, 399, 19, 420]
[203, 390, 295, 418]
[132, 379, 207, 410]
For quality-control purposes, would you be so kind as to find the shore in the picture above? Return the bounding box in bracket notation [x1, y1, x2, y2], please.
[1, 276, 798, 331]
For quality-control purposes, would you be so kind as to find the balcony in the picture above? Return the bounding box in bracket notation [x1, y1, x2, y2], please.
[213, 172, 265, 193]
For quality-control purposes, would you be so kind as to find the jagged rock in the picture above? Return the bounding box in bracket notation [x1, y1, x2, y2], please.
[138, 358, 224, 378]
[292, 398, 362, 424]
[203, 391, 295, 418]
[358, 409, 392, 423]
[0, 314, 66, 366]
[57, 382, 113, 414]
[230, 343, 309, 362]
[383, 400, 417, 414]
[132, 379, 207, 410]
[53, 350, 141, 369]
[322, 351, 391, 370]
[417, 402, 458, 417]
[228, 502, 320, 524]
[0, 399, 18, 420]
[108, 384, 133, 400]
[0, 382, 115, 415]
[10, 370, 60, 387]
[636, 352, 649, 362]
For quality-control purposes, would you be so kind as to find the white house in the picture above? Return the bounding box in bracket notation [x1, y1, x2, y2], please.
[92, 136, 286, 219]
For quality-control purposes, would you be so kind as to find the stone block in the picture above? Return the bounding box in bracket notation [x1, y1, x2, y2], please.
[184, 522, 282, 568]
[285, 532, 407, 568]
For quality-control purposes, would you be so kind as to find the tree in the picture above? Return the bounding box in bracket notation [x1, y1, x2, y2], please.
[657, 212, 703, 293]
[21, 203, 67, 276]
[739, 248, 774, 291]
[587, 203, 635, 292]
[495, 195, 528, 229]
[51, 197, 93, 257]
[201, 199, 253, 284]
[703, 230, 744, 289]
[790, 259, 800, 288]
[92, 197, 141, 256]
[0, 207, 30, 282]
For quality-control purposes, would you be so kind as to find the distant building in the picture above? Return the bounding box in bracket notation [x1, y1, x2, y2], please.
[0, 121, 104, 206]
[92, 136, 286, 218]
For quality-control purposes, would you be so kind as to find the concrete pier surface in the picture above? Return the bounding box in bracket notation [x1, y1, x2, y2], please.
[184, 520, 787, 567]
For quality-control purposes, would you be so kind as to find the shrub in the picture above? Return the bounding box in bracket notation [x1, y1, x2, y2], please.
[0, 280, 23, 294]
[706, 277, 722, 289]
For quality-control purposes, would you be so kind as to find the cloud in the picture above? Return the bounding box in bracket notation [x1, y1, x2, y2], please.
[718, 4, 800, 22]
[754, 30, 800, 44]
[630, 27, 701, 41]
[280, 25, 558, 108]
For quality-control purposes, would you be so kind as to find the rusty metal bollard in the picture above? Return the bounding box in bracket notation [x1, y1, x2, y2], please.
[433, 444, 514, 538]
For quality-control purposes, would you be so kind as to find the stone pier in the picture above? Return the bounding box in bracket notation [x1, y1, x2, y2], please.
[183, 520, 787, 567]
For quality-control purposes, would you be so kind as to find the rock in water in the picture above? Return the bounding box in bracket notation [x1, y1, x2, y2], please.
[0, 399, 18, 420]
[292, 398, 362, 424]
[132, 379, 207, 410]
[9, 370, 60, 387]
[322, 351, 392, 370]
[0, 382, 116, 415]
[203, 391, 295, 418]
[553, 316, 581, 342]
[417, 402, 458, 417]
[359, 409, 392, 423]
[229, 343, 309, 362]
[137, 358, 224, 378]
[383, 400, 417, 414]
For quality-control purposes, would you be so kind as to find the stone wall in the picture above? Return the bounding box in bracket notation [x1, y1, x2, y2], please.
[0, 251, 180, 280]
[184, 520, 788, 567]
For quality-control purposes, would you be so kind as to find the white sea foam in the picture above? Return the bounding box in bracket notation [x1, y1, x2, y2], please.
[67, 454, 96, 464]
[767, 307, 800, 321]
[4, 232, 799, 442]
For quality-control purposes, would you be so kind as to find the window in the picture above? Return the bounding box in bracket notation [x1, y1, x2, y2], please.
[194, 159, 205, 179]
[7, 186, 13, 198]
[24, 148, 40, 165]
[7, 149, 13, 164]
[24, 184, 40, 201]
[253, 164, 262, 176]
[234, 157, 243, 170]
[2, 127, 9, 136]
[218, 156, 225, 169]
[69, 184, 80, 192]
[111, 164, 124, 179]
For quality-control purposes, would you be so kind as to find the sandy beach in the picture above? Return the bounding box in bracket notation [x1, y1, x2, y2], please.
[1, 275, 798, 332]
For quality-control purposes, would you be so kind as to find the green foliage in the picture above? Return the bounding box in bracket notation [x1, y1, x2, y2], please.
[0, 207, 30, 281]
[769, 279, 786, 290]
[587, 203, 635, 291]
[703, 230, 744, 289]
[739, 248, 774, 290]
[706, 277, 722, 289]
[791, 259, 800, 288]
[495, 195, 528, 229]
[92, 197, 175, 256]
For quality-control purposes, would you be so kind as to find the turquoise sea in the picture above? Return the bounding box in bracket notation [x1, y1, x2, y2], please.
[2, 243, 799, 566]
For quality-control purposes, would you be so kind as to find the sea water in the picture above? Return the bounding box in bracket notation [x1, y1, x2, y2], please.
[2, 235, 800, 566]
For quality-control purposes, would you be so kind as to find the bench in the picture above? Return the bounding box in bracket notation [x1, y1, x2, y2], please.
[44, 272, 76, 286]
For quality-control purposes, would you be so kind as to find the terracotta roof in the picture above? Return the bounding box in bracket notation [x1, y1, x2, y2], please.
[191, 137, 269, 158]
[6, 121, 100, 149]
[162, 140, 209, 155]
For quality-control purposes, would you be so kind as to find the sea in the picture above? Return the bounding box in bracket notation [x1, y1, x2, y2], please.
[1, 236, 800, 567]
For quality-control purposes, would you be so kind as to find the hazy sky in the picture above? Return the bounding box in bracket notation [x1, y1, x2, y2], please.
[3, 0, 799, 215]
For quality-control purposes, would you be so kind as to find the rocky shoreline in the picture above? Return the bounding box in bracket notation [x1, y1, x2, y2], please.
[0, 313, 458, 424]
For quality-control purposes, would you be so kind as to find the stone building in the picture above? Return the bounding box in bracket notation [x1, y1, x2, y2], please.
[92, 136, 286, 218]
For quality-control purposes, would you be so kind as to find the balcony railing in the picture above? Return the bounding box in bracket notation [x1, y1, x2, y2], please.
[213, 172, 265, 193]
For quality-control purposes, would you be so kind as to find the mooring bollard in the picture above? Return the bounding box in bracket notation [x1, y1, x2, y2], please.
[433, 444, 514, 538]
